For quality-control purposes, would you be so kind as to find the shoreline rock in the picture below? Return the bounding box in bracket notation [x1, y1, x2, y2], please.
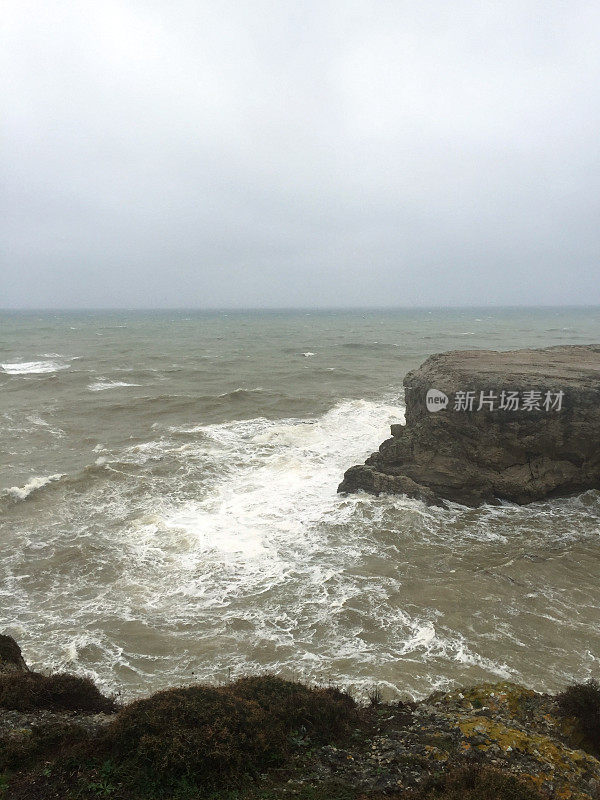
[338, 344, 600, 506]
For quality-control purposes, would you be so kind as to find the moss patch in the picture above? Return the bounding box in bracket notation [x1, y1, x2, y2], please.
[436, 682, 538, 719]
[456, 714, 598, 798]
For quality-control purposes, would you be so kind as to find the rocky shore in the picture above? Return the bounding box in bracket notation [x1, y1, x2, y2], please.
[338, 344, 600, 506]
[2, 635, 600, 799]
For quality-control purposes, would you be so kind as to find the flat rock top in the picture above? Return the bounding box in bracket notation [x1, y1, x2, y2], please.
[411, 344, 600, 388]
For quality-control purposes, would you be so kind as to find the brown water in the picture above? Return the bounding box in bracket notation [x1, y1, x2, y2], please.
[1, 307, 599, 699]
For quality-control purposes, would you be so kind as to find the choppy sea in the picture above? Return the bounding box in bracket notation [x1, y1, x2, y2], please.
[1, 307, 599, 700]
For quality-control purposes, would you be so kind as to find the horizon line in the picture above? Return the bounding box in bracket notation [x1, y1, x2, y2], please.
[2, 303, 600, 313]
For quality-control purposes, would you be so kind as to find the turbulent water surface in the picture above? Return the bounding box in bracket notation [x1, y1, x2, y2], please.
[1, 308, 599, 700]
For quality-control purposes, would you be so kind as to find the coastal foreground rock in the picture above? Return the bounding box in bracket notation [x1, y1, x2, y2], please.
[338, 344, 600, 506]
[2, 637, 600, 798]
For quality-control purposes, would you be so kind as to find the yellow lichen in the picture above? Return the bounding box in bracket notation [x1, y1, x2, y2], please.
[455, 713, 598, 797]
[423, 744, 449, 761]
[441, 681, 538, 716]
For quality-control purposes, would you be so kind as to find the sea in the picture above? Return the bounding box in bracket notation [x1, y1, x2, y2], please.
[1, 307, 599, 701]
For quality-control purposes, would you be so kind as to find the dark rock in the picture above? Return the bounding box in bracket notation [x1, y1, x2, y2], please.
[0, 635, 29, 674]
[338, 344, 600, 506]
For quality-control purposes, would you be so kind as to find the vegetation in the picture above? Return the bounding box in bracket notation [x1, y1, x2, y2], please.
[105, 683, 284, 793]
[0, 720, 83, 772]
[230, 675, 356, 742]
[404, 764, 545, 799]
[0, 671, 116, 714]
[98, 676, 357, 795]
[1, 673, 597, 800]
[0, 634, 27, 669]
[556, 677, 600, 754]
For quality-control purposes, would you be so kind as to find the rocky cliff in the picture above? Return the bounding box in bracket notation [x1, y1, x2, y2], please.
[338, 344, 600, 506]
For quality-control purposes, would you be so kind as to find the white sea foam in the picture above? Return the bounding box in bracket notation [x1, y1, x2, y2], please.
[25, 415, 49, 427]
[159, 399, 405, 557]
[88, 380, 141, 391]
[4, 474, 63, 500]
[1, 360, 70, 375]
[113, 398, 516, 690]
[116, 398, 409, 627]
[1, 395, 559, 698]
[217, 387, 264, 397]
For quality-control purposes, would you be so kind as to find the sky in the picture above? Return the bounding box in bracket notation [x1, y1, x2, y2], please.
[2, 0, 600, 309]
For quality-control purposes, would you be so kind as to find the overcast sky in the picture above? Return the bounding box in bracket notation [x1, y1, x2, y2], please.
[2, 0, 600, 308]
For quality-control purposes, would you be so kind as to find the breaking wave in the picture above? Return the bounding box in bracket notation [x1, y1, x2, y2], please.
[3, 474, 64, 501]
[88, 380, 142, 391]
[0, 396, 531, 699]
[1, 360, 70, 375]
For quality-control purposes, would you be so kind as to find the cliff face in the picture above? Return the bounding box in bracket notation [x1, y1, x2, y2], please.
[338, 344, 600, 506]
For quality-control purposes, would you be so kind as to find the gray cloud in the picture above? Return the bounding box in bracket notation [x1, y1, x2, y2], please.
[2, 0, 600, 308]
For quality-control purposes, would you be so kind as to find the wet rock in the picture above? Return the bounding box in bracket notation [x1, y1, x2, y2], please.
[338, 344, 600, 506]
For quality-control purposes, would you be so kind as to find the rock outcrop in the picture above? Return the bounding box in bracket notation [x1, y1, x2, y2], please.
[0, 634, 29, 674]
[338, 344, 600, 506]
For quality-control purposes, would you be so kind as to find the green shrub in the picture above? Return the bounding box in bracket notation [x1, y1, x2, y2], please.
[408, 764, 544, 799]
[230, 675, 357, 742]
[2, 676, 357, 798]
[0, 672, 116, 714]
[556, 678, 600, 754]
[105, 684, 286, 792]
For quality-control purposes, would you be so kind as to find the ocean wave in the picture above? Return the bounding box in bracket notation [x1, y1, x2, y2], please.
[3, 392, 596, 700]
[25, 414, 50, 427]
[3, 474, 64, 501]
[88, 380, 142, 391]
[217, 387, 265, 399]
[157, 397, 406, 560]
[341, 342, 390, 350]
[1, 360, 70, 375]
[1, 459, 134, 506]
[93, 394, 203, 416]
[92, 390, 287, 420]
